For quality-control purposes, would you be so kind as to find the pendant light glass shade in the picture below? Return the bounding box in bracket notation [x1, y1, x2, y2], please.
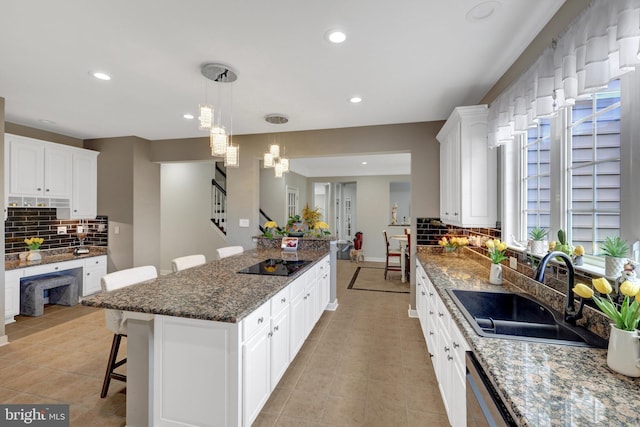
[198, 104, 213, 130]
[274, 162, 283, 178]
[281, 158, 289, 172]
[264, 152, 274, 168]
[225, 143, 239, 168]
[269, 144, 280, 158]
[210, 126, 228, 156]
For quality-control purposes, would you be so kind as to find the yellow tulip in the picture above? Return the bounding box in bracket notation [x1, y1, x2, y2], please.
[573, 245, 585, 256]
[264, 221, 278, 228]
[493, 239, 501, 247]
[548, 241, 557, 251]
[573, 283, 594, 299]
[485, 240, 495, 249]
[498, 242, 508, 252]
[314, 221, 329, 229]
[620, 280, 640, 297]
[592, 277, 613, 295]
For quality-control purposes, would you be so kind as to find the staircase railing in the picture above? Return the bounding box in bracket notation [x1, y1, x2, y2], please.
[211, 163, 227, 235]
[259, 209, 284, 235]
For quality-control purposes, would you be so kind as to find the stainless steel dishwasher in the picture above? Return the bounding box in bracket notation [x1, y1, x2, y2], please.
[466, 351, 516, 427]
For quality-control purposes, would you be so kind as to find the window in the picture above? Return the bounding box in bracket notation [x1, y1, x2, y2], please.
[286, 186, 298, 219]
[522, 118, 551, 236]
[568, 80, 621, 254]
[518, 80, 621, 256]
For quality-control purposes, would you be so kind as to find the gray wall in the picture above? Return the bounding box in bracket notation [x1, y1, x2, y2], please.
[0, 97, 5, 342]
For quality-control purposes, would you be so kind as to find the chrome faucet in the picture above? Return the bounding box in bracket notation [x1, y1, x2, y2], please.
[534, 251, 584, 325]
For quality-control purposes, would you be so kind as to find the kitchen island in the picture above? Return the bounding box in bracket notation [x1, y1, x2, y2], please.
[83, 248, 333, 427]
[417, 250, 640, 426]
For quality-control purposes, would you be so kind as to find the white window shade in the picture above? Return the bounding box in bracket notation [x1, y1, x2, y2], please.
[488, 0, 640, 148]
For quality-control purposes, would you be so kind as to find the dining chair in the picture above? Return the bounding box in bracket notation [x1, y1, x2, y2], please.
[100, 265, 158, 398]
[217, 245, 244, 259]
[171, 254, 206, 272]
[405, 231, 411, 279]
[383, 230, 402, 280]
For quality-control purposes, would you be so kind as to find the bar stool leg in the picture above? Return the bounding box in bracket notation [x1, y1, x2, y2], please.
[101, 334, 127, 398]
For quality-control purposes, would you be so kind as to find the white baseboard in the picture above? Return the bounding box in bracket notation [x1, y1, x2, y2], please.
[0, 334, 8, 347]
[407, 305, 418, 318]
[326, 299, 339, 311]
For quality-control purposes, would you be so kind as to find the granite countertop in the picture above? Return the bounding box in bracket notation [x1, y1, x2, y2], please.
[418, 251, 640, 427]
[5, 246, 108, 271]
[82, 248, 328, 323]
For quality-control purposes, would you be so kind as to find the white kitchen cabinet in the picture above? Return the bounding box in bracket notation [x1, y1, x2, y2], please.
[4, 269, 23, 324]
[5, 133, 99, 218]
[58, 149, 99, 219]
[6, 135, 72, 200]
[317, 255, 330, 313]
[242, 301, 272, 426]
[83, 255, 107, 295]
[416, 261, 469, 427]
[289, 277, 306, 360]
[436, 105, 496, 227]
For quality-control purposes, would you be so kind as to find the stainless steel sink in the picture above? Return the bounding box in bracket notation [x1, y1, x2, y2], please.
[446, 289, 607, 348]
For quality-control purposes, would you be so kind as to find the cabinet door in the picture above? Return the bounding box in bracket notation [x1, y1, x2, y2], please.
[83, 256, 107, 296]
[317, 257, 330, 313]
[304, 279, 317, 336]
[9, 137, 45, 196]
[270, 308, 290, 389]
[70, 150, 98, 219]
[43, 145, 73, 198]
[243, 324, 271, 426]
[5, 269, 23, 324]
[289, 292, 306, 360]
[445, 127, 461, 224]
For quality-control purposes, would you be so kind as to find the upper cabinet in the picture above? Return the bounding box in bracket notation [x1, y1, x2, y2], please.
[436, 105, 496, 228]
[5, 134, 99, 219]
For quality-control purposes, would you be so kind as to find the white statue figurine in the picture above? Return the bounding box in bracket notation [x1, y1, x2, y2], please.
[391, 203, 398, 225]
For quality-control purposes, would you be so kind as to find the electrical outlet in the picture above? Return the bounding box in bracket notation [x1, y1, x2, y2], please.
[57, 226, 67, 235]
[509, 256, 518, 269]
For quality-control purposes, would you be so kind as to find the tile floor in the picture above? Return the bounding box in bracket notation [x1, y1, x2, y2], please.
[0, 260, 447, 426]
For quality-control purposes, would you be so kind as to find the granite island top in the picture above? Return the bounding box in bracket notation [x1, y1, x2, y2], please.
[5, 246, 108, 271]
[418, 252, 640, 427]
[82, 248, 328, 323]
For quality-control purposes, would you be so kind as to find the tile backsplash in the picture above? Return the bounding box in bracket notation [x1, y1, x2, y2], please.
[5, 208, 108, 253]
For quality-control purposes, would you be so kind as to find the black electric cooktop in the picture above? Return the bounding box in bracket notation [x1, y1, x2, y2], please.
[237, 258, 312, 277]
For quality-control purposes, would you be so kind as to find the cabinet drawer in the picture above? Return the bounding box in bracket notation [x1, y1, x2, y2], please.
[243, 300, 271, 341]
[24, 259, 84, 277]
[85, 255, 106, 267]
[271, 287, 290, 316]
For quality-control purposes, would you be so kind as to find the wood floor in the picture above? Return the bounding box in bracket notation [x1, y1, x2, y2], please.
[0, 260, 447, 426]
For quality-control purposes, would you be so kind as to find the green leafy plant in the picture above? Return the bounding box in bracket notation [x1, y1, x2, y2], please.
[528, 227, 547, 241]
[574, 278, 640, 331]
[600, 236, 628, 258]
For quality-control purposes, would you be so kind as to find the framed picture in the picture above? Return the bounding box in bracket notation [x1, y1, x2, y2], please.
[281, 237, 299, 251]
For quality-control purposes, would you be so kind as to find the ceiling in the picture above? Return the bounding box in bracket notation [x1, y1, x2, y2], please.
[0, 0, 564, 144]
[290, 153, 411, 177]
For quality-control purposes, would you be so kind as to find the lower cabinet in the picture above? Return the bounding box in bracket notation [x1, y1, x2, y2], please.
[4, 269, 23, 324]
[154, 255, 330, 427]
[416, 261, 469, 427]
[83, 256, 107, 295]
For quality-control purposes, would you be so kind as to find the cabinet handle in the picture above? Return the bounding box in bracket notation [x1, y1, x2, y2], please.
[54, 267, 59, 271]
[304, 296, 308, 300]
[268, 331, 273, 337]
[447, 355, 453, 361]
[37, 188, 42, 191]
[429, 311, 434, 315]
[429, 292, 433, 296]
[429, 331, 434, 336]
[281, 298, 286, 303]
[438, 312, 444, 317]
[445, 212, 449, 215]
[444, 346, 450, 352]
[428, 352, 434, 358]
[274, 325, 279, 332]
[421, 291, 425, 296]
[86, 272, 90, 276]
[454, 213, 458, 216]
[453, 342, 460, 349]
[257, 317, 264, 324]
[46, 189, 50, 192]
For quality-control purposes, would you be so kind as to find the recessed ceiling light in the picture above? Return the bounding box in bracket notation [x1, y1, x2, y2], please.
[265, 114, 289, 124]
[38, 119, 56, 125]
[325, 30, 346, 44]
[183, 113, 195, 120]
[350, 96, 362, 104]
[90, 71, 111, 81]
[361, 161, 368, 165]
[466, 1, 501, 22]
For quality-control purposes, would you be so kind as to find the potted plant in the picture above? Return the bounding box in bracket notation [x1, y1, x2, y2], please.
[573, 277, 640, 376]
[528, 227, 547, 255]
[485, 238, 508, 285]
[286, 215, 304, 237]
[600, 236, 629, 278]
[301, 203, 322, 232]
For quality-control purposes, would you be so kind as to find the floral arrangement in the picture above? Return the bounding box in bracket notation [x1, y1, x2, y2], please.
[24, 237, 44, 250]
[313, 221, 330, 236]
[485, 238, 508, 264]
[262, 221, 280, 239]
[438, 236, 469, 252]
[573, 277, 640, 331]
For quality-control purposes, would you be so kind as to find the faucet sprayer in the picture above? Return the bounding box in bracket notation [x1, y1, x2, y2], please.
[534, 251, 584, 325]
